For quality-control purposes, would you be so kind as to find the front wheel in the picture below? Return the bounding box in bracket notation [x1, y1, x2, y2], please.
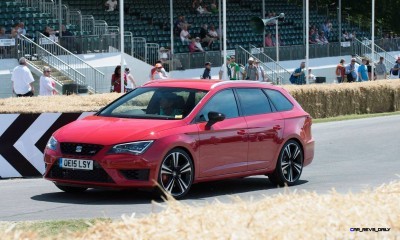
[158, 149, 194, 199]
[268, 140, 304, 187]
[54, 184, 88, 193]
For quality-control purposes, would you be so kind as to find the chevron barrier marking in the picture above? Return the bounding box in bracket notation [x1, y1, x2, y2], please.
[0, 112, 95, 178]
[14, 113, 62, 175]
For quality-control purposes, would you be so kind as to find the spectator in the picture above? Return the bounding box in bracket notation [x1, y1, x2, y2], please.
[291, 62, 306, 85]
[201, 62, 212, 79]
[59, 25, 73, 37]
[210, 0, 218, 14]
[11, 57, 35, 97]
[265, 33, 275, 47]
[150, 60, 168, 80]
[308, 69, 316, 84]
[43, 26, 52, 37]
[345, 58, 359, 82]
[228, 55, 241, 80]
[0, 26, 10, 39]
[358, 58, 369, 81]
[105, 0, 117, 12]
[375, 57, 387, 80]
[318, 31, 329, 44]
[208, 25, 219, 39]
[189, 37, 204, 52]
[366, 59, 373, 80]
[180, 25, 191, 44]
[200, 24, 213, 48]
[219, 56, 231, 80]
[192, 0, 200, 13]
[349, 31, 357, 41]
[159, 47, 184, 70]
[174, 16, 190, 36]
[255, 59, 266, 82]
[17, 22, 26, 38]
[124, 68, 136, 91]
[111, 65, 126, 93]
[335, 59, 346, 83]
[243, 57, 259, 81]
[391, 57, 400, 79]
[321, 20, 332, 39]
[309, 29, 318, 44]
[10, 24, 18, 39]
[342, 30, 350, 41]
[152, 63, 168, 80]
[39, 66, 58, 96]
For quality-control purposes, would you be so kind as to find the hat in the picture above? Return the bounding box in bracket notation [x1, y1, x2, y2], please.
[159, 47, 165, 51]
[205, 62, 212, 66]
[351, 58, 356, 62]
[195, 37, 200, 40]
[155, 63, 163, 68]
[248, 57, 254, 61]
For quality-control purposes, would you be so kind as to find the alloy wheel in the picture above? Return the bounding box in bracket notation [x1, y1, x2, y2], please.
[280, 142, 303, 183]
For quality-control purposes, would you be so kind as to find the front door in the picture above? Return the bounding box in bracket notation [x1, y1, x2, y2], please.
[196, 89, 248, 177]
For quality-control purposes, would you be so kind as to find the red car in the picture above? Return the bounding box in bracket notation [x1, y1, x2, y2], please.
[44, 80, 314, 198]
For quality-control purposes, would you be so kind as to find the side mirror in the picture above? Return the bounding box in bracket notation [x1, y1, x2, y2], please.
[206, 111, 225, 129]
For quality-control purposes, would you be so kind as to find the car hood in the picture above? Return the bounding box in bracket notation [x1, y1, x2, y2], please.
[54, 115, 187, 145]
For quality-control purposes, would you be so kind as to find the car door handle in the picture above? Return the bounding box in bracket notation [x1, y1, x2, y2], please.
[273, 125, 282, 130]
[237, 130, 246, 135]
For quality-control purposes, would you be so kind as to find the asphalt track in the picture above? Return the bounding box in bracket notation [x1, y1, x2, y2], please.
[1, 115, 399, 221]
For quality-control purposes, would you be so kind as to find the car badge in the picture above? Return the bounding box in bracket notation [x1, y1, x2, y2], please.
[76, 146, 83, 153]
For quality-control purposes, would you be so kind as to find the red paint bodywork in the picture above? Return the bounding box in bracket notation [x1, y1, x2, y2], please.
[44, 80, 314, 189]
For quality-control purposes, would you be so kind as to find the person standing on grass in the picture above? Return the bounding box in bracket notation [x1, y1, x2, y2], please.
[11, 57, 35, 97]
[375, 57, 387, 80]
[358, 58, 369, 82]
[39, 66, 58, 96]
[335, 59, 346, 83]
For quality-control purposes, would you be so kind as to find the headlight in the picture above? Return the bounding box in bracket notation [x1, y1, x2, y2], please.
[108, 140, 154, 155]
[46, 136, 58, 151]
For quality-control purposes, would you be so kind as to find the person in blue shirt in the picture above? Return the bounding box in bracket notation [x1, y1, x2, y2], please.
[358, 58, 369, 81]
[291, 62, 306, 85]
[345, 58, 359, 82]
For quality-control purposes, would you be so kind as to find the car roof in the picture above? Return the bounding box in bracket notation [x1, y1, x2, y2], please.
[142, 79, 276, 91]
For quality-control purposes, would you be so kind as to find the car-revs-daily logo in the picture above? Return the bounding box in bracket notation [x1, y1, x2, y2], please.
[350, 228, 390, 232]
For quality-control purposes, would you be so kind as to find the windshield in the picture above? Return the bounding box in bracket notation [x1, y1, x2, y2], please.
[98, 87, 208, 120]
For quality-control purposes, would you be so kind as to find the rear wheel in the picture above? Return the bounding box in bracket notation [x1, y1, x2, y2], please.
[55, 184, 88, 193]
[268, 140, 304, 187]
[158, 149, 194, 199]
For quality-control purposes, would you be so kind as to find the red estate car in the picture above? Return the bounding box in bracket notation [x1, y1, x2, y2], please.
[44, 80, 314, 198]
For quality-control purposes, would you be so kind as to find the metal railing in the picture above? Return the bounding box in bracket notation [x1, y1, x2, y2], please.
[248, 44, 292, 84]
[36, 32, 105, 93]
[0, 39, 17, 59]
[353, 38, 395, 72]
[146, 43, 160, 65]
[18, 35, 85, 88]
[374, 38, 400, 52]
[94, 20, 108, 35]
[82, 15, 95, 34]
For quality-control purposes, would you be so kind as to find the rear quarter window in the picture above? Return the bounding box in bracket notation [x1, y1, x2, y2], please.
[263, 89, 294, 112]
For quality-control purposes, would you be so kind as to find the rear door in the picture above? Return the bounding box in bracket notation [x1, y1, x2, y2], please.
[236, 88, 284, 171]
[196, 89, 249, 177]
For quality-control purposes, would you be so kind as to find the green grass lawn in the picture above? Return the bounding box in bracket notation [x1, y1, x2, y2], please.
[313, 111, 400, 124]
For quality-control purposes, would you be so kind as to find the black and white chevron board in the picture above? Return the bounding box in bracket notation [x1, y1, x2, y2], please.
[0, 112, 94, 178]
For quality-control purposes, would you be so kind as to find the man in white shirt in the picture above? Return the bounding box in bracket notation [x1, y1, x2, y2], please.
[308, 69, 316, 84]
[40, 66, 58, 96]
[11, 57, 35, 97]
[219, 57, 231, 81]
[105, 0, 117, 12]
[194, 37, 205, 52]
[152, 63, 168, 80]
[124, 67, 137, 91]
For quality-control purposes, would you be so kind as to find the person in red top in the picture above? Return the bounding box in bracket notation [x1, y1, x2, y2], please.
[335, 59, 346, 83]
[111, 65, 126, 93]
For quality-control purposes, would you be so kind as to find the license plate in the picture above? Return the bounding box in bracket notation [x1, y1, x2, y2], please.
[59, 158, 93, 170]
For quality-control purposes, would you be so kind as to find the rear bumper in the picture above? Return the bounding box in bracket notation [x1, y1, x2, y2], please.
[303, 138, 315, 167]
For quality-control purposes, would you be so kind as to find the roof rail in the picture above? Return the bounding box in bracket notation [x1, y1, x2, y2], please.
[211, 80, 272, 89]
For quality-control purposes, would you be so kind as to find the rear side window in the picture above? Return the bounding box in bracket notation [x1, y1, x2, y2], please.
[197, 89, 239, 121]
[236, 88, 272, 116]
[264, 89, 294, 111]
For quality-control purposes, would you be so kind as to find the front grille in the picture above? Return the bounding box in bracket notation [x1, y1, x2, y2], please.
[60, 143, 103, 156]
[120, 169, 150, 181]
[47, 159, 114, 183]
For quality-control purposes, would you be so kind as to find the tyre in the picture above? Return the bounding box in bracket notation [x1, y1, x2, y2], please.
[158, 149, 194, 199]
[55, 184, 88, 193]
[268, 140, 304, 187]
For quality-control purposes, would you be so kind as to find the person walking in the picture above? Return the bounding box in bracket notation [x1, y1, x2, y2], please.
[111, 65, 126, 93]
[255, 59, 266, 82]
[219, 56, 231, 81]
[243, 57, 259, 81]
[201, 62, 212, 79]
[124, 68, 136, 91]
[358, 58, 369, 82]
[335, 59, 346, 83]
[345, 58, 359, 82]
[375, 57, 387, 80]
[390, 57, 400, 79]
[152, 63, 169, 80]
[11, 57, 35, 97]
[39, 66, 58, 96]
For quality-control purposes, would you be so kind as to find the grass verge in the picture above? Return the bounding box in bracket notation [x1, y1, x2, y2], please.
[313, 111, 400, 123]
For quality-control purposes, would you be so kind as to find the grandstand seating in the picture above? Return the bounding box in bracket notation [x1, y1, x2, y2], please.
[1, 0, 369, 54]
